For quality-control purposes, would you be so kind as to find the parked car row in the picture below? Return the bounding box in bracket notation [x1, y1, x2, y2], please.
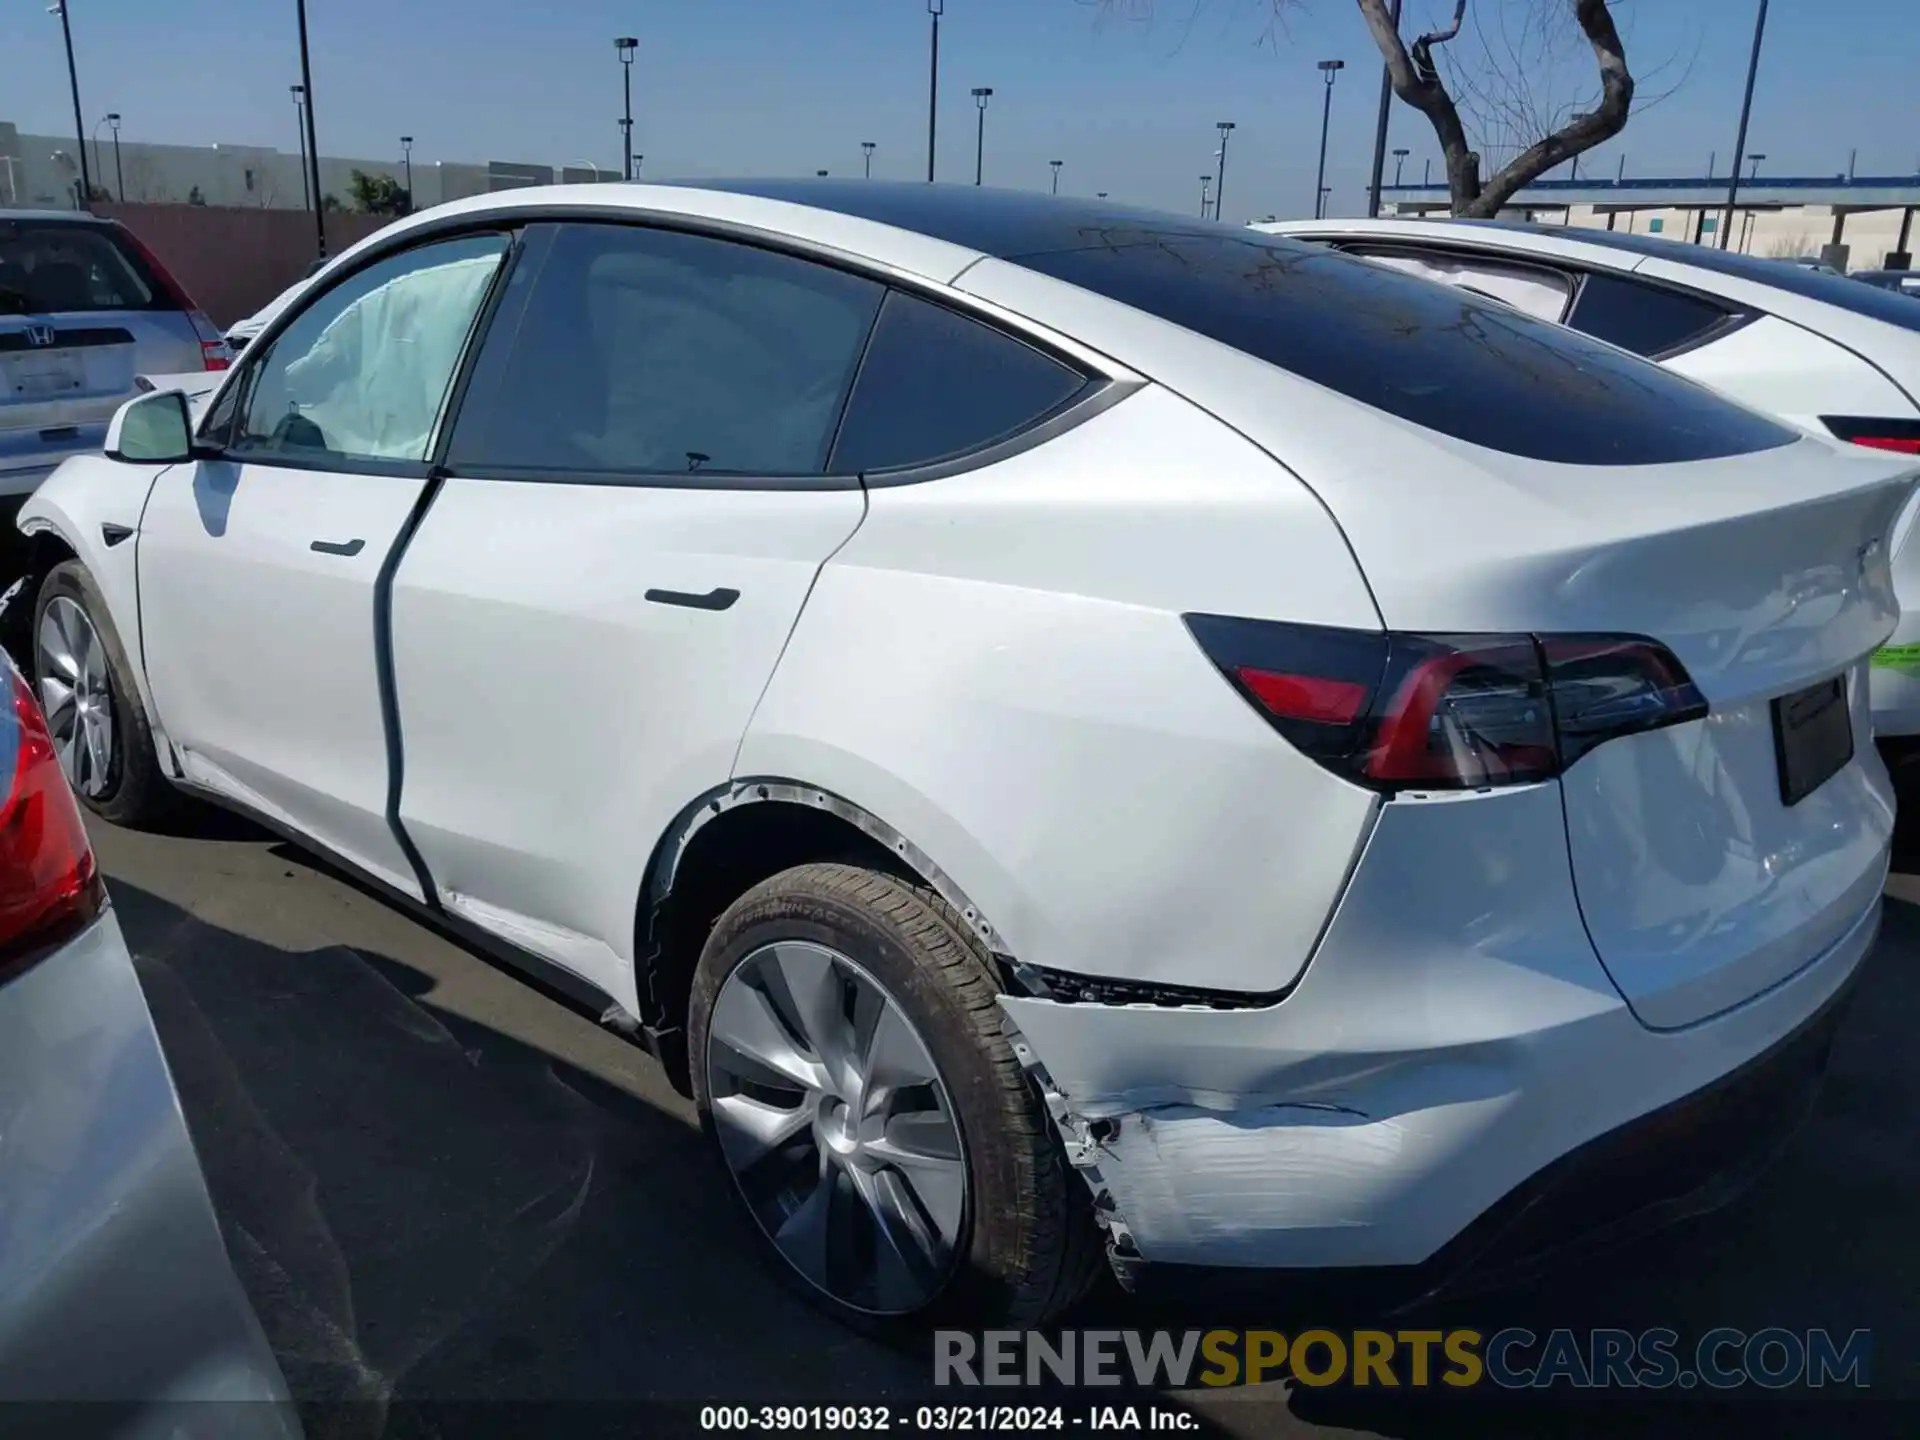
[7, 182, 1913, 1336]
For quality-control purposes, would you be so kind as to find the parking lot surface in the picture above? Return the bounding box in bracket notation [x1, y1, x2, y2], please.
[96, 812, 1920, 1437]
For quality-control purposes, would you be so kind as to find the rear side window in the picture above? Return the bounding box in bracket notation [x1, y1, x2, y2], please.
[829, 292, 1089, 474]
[0, 220, 158, 315]
[1018, 233, 1795, 466]
[1565, 272, 1735, 358]
[453, 223, 885, 478]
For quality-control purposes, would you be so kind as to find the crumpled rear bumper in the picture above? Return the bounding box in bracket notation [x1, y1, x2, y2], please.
[999, 783, 1874, 1280]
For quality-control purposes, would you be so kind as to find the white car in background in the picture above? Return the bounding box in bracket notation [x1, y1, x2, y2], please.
[1261, 218, 1920, 752]
[225, 258, 328, 355]
[9, 184, 1915, 1330]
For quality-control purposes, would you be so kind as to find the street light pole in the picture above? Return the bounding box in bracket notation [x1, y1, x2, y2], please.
[1315, 59, 1345, 220]
[51, 2, 94, 207]
[972, 88, 993, 185]
[1720, 0, 1769, 249]
[926, 0, 943, 183]
[291, 85, 310, 211]
[1747, 152, 1765, 182]
[1200, 174, 1213, 218]
[295, 0, 325, 258]
[1049, 159, 1063, 196]
[107, 112, 123, 202]
[862, 141, 876, 178]
[616, 37, 638, 181]
[1213, 121, 1236, 221]
[1365, 0, 1402, 217]
[1391, 148, 1409, 188]
[400, 136, 413, 211]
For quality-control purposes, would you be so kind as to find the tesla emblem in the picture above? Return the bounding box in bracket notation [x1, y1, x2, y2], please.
[25, 325, 55, 347]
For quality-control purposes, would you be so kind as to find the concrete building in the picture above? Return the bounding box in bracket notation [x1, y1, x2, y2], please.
[0, 119, 619, 214]
[1379, 173, 1920, 273]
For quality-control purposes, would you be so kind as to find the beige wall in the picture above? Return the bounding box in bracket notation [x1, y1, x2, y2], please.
[96, 203, 395, 326]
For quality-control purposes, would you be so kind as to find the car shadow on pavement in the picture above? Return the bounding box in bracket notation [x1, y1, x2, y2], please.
[111, 880, 930, 1440]
[110, 862, 1920, 1440]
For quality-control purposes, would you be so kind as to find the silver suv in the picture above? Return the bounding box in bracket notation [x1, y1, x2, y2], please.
[1, 210, 230, 555]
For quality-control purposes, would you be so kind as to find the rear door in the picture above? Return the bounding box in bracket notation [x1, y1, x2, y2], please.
[0, 216, 207, 492]
[137, 230, 512, 896]
[389, 221, 882, 1004]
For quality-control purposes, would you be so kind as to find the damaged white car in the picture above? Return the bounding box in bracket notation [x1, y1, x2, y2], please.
[7, 181, 1914, 1329]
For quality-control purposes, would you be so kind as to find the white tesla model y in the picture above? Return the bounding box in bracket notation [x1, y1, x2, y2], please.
[7, 182, 1913, 1330]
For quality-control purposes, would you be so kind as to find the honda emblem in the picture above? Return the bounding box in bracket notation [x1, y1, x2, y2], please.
[24, 325, 55, 348]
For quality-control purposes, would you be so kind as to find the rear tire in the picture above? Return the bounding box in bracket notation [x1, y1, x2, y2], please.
[688, 861, 1101, 1333]
[31, 560, 173, 827]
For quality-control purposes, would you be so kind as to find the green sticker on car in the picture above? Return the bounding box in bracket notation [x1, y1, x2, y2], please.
[1871, 644, 1920, 676]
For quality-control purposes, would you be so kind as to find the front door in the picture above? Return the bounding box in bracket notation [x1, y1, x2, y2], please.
[138, 231, 512, 895]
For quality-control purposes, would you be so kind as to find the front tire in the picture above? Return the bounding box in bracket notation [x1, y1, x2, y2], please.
[32, 560, 172, 827]
[688, 862, 1100, 1332]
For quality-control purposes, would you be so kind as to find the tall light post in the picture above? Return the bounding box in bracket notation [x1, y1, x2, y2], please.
[291, 85, 311, 211]
[817, 169, 829, 178]
[926, 0, 943, 183]
[1314, 59, 1345, 220]
[107, 112, 123, 202]
[1747, 152, 1766, 182]
[400, 135, 413, 211]
[1391, 148, 1409, 188]
[1423, 156, 1432, 186]
[971, 88, 993, 186]
[1720, 0, 1769, 249]
[295, 0, 325, 258]
[91, 114, 113, 202]
[1200, 174, 1213, 218]
[50, 2, 94, 207]
[616, 37, 638, 181]
[1049, 159, 1063, 195]
[1213, 121, 1236, 221]
[1365, 0, 1402, 217]
[862, 141, 876, 178]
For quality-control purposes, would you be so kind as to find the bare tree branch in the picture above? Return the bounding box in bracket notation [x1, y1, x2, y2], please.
[1088, 0, 1659, 220]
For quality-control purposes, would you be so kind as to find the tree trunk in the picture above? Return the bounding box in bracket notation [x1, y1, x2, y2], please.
[1355, 0, 1633, 218]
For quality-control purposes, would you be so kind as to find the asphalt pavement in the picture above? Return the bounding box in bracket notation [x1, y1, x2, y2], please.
[95, 809, 1920, 1438]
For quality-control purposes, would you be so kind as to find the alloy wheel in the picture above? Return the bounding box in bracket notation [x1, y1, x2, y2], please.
[705, 940, 969, 1315]
[36, 596, 115, 798]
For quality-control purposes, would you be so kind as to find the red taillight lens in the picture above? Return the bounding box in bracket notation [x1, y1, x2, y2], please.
[200, 339, 231, 371]
[1365, 637, 1559, 786]
[1186, 614, 1707, 793]
[0, 663, 104, 971]
[1822, 416, 1920, 455]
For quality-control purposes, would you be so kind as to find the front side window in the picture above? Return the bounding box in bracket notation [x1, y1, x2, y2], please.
[829, 291, 1089, 474]
[451, 223, 886, 477]
[230, 232, 509, 464]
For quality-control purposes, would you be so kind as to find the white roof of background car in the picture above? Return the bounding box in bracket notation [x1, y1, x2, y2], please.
[1265, 215, 1920, 368]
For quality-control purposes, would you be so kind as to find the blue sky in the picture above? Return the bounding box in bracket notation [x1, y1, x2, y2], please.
[11, 1, 1916, 221]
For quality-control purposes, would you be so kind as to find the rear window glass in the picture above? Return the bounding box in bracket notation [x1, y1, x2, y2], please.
[1015, 232, 1797, 466]
[0, 221, 160, 315]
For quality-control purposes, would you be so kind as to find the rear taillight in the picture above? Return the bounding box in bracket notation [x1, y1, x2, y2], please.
[1186, 614, 1707, 793]
[199, 337, 232, 371]
[0, 662, 104, 971]
[1822, 416, 1920, 455]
